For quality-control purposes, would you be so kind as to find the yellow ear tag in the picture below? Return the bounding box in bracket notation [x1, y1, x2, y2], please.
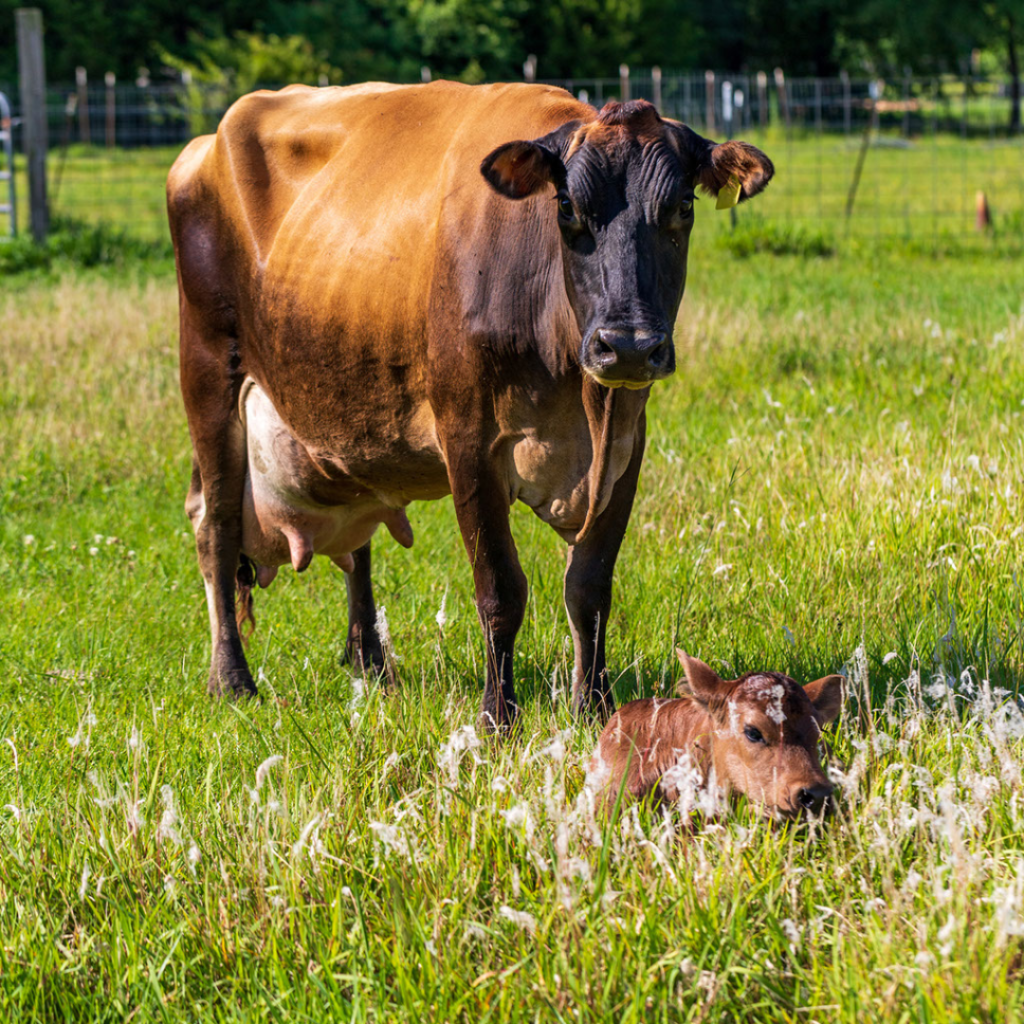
[716, 175, 742, 210]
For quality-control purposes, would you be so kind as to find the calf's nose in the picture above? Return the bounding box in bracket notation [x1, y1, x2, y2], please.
[584, 329, 674, 383]
[796, 783, 833, 814]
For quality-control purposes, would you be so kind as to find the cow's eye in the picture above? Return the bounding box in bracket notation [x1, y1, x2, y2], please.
[679, 198, 694, 216]
[744, 725, 765, 744]
[557, 194, 575, 220]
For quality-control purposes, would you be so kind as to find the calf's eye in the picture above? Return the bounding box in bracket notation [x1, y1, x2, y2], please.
[679, 199, 694, 215]
[557, 194, 575, 219]
[744, 725, 765, 744]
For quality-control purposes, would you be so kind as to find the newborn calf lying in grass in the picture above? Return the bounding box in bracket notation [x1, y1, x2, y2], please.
[590, 651, 845, 819]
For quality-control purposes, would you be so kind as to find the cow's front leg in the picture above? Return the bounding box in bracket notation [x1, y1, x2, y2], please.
[564, 415, 646, 721]
[342, 541, 386, 675]
[447, 448, 527, 735]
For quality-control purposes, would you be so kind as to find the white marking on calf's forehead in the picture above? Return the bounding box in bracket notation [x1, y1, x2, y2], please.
[744, 674, 789, 725]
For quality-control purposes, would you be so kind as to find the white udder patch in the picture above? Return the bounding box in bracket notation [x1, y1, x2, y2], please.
[238, 379, 412, 576]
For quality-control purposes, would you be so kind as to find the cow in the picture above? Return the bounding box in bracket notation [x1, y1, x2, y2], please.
[589, 650, 845, 818]
[166, 81, 773, 733]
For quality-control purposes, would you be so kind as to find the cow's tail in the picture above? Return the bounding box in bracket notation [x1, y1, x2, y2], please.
[236, 554, 257, 643]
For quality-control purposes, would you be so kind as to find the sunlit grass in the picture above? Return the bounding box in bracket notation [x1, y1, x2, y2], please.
[2, 249, 1024, 1019]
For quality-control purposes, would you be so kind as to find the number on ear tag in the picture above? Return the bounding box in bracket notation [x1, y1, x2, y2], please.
[716, 175, 742, 210]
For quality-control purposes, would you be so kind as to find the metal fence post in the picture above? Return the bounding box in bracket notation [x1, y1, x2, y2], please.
[652, 66, 662, 112]
[15, 7, 48, 242]
[619, 64, 630, 102]
[705, 70, 715, 134]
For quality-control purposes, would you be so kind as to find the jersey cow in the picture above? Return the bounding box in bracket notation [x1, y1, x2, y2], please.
[167, 81, 773, 732]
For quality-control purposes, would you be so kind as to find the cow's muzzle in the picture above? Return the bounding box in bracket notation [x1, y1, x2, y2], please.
[581, 328, 675, 388]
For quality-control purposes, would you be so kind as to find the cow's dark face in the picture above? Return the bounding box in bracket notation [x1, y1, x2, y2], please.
[482, 101, 773, 389]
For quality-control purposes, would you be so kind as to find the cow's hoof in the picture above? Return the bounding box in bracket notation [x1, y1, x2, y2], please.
[477, 705, 521, 740]
[571, 692, 616, 724]
[207, 670, 259, 700]
[342, 628, 387, 677]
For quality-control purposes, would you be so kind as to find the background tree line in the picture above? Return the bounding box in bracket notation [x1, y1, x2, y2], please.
[0, 0, 1018, 91]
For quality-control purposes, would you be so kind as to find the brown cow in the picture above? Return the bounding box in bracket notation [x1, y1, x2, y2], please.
[589, 651, 844, 818]
[167, 82, 773, 732]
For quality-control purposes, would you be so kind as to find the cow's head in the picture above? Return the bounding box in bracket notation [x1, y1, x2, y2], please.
[678, 650, 844, 819]
[481, 100, 773, 389]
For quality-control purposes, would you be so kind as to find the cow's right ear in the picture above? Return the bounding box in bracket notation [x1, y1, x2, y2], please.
[675, 649, 731, 704]
[480, 123, 576, 199]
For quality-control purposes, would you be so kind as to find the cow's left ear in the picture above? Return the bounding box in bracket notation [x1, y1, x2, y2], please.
[480, 122, 577, 199]
[803, 674, 845, 725]
[670, 124, 774, 204]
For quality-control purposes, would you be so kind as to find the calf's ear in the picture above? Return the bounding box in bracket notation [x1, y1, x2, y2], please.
[675, 649, 731, 703]
[480, 122, 577, 199]
[671, 124, 774, 204]
[803, 674, 845, 724]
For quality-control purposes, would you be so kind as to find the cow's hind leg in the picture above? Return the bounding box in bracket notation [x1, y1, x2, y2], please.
[180, 305, 257, 700]
[341, 541, 386, 675]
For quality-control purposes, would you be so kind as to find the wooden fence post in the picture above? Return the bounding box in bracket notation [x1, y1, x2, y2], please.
[75, 65, 90, 144]
[840, 69, 851, 134]
[756, 70, 767, 127]
[16, 7, 48, 242]
[619, 64, 630, 101]
[523, 54, 537, 82]
[705, 70, 715, 134]
[652, 66, 662, 112]
[104, 71, 115, 147]
[774, 67, 790, 132]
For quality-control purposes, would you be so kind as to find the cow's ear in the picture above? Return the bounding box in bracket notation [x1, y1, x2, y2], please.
[480, 122, 577, 199]
[804, 674, 845, 725]
[675, 649, 731, 704]
[671, 124, 773, 204]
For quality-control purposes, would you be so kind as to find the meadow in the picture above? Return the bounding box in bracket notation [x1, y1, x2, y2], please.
[2, 210, 1024, 1018]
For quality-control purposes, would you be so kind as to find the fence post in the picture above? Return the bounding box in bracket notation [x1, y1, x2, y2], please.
[76, 65, 90, 144]
[619, 64, 630, 101]
[16, 7, 48, 242]
[652, 66, 662, 112]
[421, 66, 431, 83]
[774, 67, 791, 133]
[840, 70, 851, 134]
[756, 70, 767, 127]
[104, 71, 115, 147]
[523, 54, 537, 82]
[705, 70, 715, 134]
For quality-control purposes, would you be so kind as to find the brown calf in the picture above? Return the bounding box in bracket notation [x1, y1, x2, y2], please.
[589, 650, 845, 819]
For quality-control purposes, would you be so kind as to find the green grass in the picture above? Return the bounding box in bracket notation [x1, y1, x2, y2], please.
[3, 246, 1024, 1021]
[3, 127, 1022, 256]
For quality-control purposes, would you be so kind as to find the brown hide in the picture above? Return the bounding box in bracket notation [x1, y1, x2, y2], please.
[167, 83, 773, 729]
[591, 651, 844, 818]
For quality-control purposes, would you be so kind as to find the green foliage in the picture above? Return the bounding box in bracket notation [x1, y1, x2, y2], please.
[0, 217, 172, 276]
[3, 253, 1024, 1018]
[715, 213, 836, 258]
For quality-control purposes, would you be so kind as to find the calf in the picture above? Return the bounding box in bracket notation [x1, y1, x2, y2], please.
[589, 650, 845, 819]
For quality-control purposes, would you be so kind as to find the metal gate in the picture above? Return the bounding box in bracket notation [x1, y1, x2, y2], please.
[0, 92, 16, 237]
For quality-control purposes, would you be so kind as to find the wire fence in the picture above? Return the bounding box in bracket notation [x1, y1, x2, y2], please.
[0, 71, 1022, 247]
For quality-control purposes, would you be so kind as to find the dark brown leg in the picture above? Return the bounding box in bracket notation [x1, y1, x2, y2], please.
[342, 541, 386, 674]
[564, 414, 646, 721]
[446, 444, 527, 735]
[180, 302, 257, 699]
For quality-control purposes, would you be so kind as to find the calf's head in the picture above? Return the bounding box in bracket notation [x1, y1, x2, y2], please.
[481, 100, 772, 388]
[678, 650, 845, 819]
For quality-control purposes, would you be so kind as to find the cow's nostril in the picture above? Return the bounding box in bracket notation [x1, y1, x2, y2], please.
[646, 336, 671, 371]
[798, 784, 832, 811]
[593, 334, 616, 358]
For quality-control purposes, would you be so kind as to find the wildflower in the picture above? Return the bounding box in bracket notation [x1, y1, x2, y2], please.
[435, 590, 448, 630]
[157, 785, 182, 846]
[255, 754, 283, 790]
[4, 804, 20, 821]
[375, 606, 392, 650]
[498, 906, 537, 936]
[89, 547, 99, 556]
[163, 875, 177, 898]
[22, 535, 35, 546]
[79, 862, 91, 901]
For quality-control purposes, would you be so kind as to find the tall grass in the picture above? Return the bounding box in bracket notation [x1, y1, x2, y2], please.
[1, 248, 1024, 1020]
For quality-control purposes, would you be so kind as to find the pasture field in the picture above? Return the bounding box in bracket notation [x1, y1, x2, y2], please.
[9, 127, 1024, 247]
[2, 244, 1024, 1022]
